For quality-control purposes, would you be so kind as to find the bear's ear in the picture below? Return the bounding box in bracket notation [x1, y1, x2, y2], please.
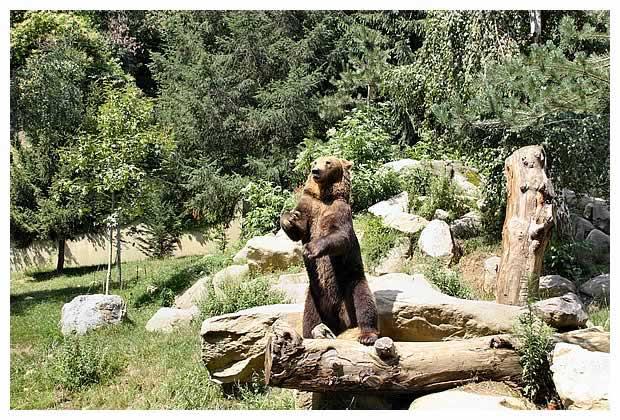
[342, 159, 353, 171]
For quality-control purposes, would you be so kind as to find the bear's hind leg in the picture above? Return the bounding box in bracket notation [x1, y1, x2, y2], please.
[302, 291, 323, 339]
[352, 280, 379, 345]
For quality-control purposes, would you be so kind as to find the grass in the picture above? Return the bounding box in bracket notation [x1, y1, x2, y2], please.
[10, 252, 295, 409]
[354, 213, 404, 270]
[587, 301, 610, 332]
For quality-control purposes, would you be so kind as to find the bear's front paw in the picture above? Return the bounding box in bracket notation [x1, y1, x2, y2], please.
[358, 332, 378, 346]
[303, 241, 321, 260]
[281, 210, 301, 231]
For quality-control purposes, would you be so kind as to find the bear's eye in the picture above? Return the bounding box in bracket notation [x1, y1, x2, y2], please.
[326, 161, 331, 165]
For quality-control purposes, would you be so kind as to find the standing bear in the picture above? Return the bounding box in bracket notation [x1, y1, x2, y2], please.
[280, 156, 379, 345]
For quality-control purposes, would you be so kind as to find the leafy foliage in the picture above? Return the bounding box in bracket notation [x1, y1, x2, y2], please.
[513, 307, 557, 404]
[241, 180, 295, 239]
[50, 337, 121, 392]
[199, 275, 289, 317]
[356, 214, 401, 269]
[422, 260, 473, 299]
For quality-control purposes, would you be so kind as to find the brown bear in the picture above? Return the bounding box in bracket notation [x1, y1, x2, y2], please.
[280, 156, 379, 345]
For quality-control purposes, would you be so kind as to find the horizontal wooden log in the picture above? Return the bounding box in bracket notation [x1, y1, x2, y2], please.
[265, 322, 522, 394]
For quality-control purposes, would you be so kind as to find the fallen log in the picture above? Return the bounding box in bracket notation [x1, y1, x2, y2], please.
[265, 322, 522, 394]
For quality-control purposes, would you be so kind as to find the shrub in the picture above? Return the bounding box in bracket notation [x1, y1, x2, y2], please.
[199, 275, 289, 317]
[356, 214, 402, 269]
[543, 239, 594, 283]
[241, 180, 295, 239]
[50, 337, 120, 392]
[513, 307, 557, 404]
[135, 188, 183, 258]
[402, 168, 472, 222]
[351, 165, 402, 213]
[423, 260, 473, 299]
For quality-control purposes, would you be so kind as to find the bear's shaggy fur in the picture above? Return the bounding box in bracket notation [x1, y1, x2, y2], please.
[280, 156, 379, 345]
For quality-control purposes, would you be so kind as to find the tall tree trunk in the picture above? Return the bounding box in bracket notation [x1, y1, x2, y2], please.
[116, 223, 122, 289]
[105, 191, 115, 295]
[495, 146, 554, 305]
[56, 237, 65, 273]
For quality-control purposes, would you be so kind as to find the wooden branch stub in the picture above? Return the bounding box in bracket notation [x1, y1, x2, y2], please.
[374, 337, 397, 359]
[312, 323, 336, 339]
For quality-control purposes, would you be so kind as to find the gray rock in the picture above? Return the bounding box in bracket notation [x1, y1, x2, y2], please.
[483, 256, 501, 296]
[242, 230, 303, 272]
[551, 343, 609, 409]
[450, 211, 482, 239]
[374, 238, 410, 275]
[433, 209, 450, 221]
[409, 390, 532, 410]
[584, 229, 609, 264]
[580, 274, 610, 302]
[382, 159, 421, 173]
[539, 275, 577, 299]
[418, 219, 455, 258]
[146, 306, 200, 333]
[570, 214, 595, 242]
[533, 293, 588, 329]
[278, 272, 308, 284]
[175, 275, 210, 309]
[60, 294, 127, 335]
[367, 191, 409, 216]
[368, 192, 428, 234]
[584, 200, 610, 234]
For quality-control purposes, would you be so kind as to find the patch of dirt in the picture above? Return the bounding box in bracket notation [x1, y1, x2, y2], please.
[10, 344, 33, 356]
[457, 249, 498, 301]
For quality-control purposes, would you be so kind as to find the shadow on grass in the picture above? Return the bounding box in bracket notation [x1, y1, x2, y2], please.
[26, 264, 109, 283]
[10, 286, 93, 316]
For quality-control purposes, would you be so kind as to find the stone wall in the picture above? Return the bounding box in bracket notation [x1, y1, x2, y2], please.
[10, 220, 241, 272]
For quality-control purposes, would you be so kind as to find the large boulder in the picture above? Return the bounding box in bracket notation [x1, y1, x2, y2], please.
[539, 275, 577, 299]
[551, 343, 609, 410]
[570, 214, 595, 242]
[483, 256, 501, 296]
[374, 238, 410, 275]
[368, 192, 428, 234]
[583, 200, 610, 234]
[60, 294, 127, 335]
[212, 264, 250, 296]
[584, 229, 610, 264]
[533, 293, 588, 329]
[409, 389, 532, 410]
[580, 274, 610, 302]
[450, 211, 482, 239]
[240, 230, 303, 272]
[201, 306, 303, 384]
[418, 219, 455, 258]
[146, 306, 200, 333]
[175, 275, 210, 309]
[200, 272, 596, 384]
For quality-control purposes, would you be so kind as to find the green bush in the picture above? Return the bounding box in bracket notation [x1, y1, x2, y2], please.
[50, 337, 120, 392]
[543, 239, 594, 283]
[351, 165, 402, 213]
[401, 168, 472, 222]
[423, 260, 473, 299]
[356, 214, 402, 269]
[513, 307, 557, 404]
[241, 180, 295, 239]
[199, 275, 289, 317]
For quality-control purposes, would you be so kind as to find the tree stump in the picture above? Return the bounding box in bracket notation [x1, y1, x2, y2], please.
[496, 145, 554, 306]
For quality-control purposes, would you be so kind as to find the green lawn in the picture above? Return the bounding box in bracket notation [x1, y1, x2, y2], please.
[10, 254, 295, 409]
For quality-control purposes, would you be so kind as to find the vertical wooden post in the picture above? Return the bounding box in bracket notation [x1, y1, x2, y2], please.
[496, 145, 554, 305]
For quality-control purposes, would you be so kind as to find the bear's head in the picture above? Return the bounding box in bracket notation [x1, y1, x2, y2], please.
[304, 156, 353, 202]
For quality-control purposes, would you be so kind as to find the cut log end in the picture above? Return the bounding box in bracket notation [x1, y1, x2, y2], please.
[374, 337, 397, 359]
